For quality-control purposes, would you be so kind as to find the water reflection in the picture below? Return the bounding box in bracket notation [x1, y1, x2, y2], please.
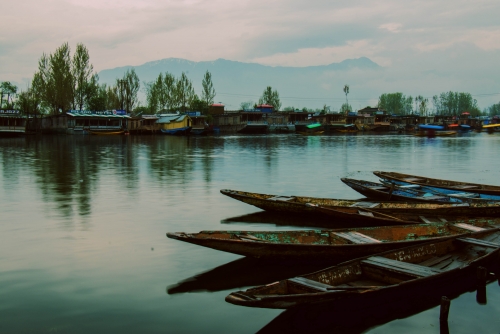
[258, 277, 498, 333]
[167, 257, 327, 294]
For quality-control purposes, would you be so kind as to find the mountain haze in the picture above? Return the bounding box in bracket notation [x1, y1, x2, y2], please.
[98, 57, 382, 111]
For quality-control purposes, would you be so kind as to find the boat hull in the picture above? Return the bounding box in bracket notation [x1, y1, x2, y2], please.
[160, 127, 192, 135]
[225, 228, 500, 309]
[220, 189, 500, 222]
[374, 171, 500, 196]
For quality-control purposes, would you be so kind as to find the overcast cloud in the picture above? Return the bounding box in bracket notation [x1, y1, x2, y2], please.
[1, 0, 499, 108]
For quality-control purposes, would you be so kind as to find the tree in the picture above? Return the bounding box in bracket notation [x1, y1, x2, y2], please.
[201, 71, 216, 114]
[87, 83, 109, 111]
[343, 84, 349, 106]
[72, 43, 95, 110]
[0, 81, 18, 108]
[175, 72, 195, 112]
[258, 86, 281, 111]
[240, 101, 254, 110]
[432, 92, 479, 115]
[378, 93, 413, 115]
[116, 69, 140, 112]
[33, 42, 74, 114]
[486, 102, 500, 116]
[340, 103, 351, 114]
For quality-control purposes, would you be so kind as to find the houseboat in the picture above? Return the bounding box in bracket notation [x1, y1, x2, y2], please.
[0, 110, 27, 136]
[157, 113, 192, 135]
[41, 110, 130, 135]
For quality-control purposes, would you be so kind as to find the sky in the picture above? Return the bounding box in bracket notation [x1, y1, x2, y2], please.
[1, 0, 500, 109]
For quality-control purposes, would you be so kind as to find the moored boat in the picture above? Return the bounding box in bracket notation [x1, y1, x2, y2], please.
[341, 178, 498, 204]
[374, 171, 500, 196]
[167, 221, 498, 262]
[225, 227, 500, 309]
[297, 123, 324, 135]
[220, 189, 500, 222]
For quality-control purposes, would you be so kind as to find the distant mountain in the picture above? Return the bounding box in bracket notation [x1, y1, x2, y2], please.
[98, 57, 382, 110]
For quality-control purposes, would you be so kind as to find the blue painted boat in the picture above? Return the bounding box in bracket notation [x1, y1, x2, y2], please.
[378, 179, 500, 201]
[160, 127, 191, 135]
[341, 178, 500, 204]
[418, 124, 445, 130]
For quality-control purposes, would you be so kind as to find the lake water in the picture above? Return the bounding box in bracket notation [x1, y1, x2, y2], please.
[1, 132, 500, 333]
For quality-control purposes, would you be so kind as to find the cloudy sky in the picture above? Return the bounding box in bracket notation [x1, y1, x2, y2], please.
[2, 0, 499, 108]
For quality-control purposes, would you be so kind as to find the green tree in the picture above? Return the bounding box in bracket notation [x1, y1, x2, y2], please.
[378, 93, 412, 115]
[201, 71, 216, 114]
[486, 102, 500, 116]
[0, 81, 18, 108]
[343, 84, 349, 106]
[116, 69, 140, 112]
[432, 92, 478, 115]
[258, 86, 281, 111]
[87, 83, 109, 111]
[240, 101, 254, 110]
[175, 72, 195, 113]
[72, 43, 96, 110]
[340, 103, 351, 114]
[33, 42, 74, 114]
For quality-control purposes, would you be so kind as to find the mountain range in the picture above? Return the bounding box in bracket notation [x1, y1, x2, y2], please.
[98, 57, 382, 111]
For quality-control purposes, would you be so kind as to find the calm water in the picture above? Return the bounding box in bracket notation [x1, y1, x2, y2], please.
[1, 132, 500, 333]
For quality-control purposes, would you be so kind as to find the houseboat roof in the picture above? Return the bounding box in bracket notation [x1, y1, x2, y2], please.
[67, 110, 130, 118]
[157, 114, 190, 124]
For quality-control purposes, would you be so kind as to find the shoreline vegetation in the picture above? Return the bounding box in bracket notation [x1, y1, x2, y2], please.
[0, 42, 499, 133]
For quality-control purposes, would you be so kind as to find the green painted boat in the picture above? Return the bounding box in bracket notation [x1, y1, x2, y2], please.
[167, 220, 499, 262]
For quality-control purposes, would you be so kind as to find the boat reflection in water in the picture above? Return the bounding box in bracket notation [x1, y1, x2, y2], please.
[166, 257, 327, 295]
[258, 275, 498, 334]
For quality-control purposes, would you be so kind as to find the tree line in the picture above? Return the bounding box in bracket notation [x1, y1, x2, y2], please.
[2, 42, 499, 117]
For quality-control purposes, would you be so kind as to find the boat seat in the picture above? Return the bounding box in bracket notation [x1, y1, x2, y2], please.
[288, 277, 333, 292]
[453, 223, 486, 232]
[397, 184, 421, 189]
[333, 232, 382, 244]
[418, 195, 447, 201]
[419, 216, 447, 224]
[267, 196, 295, 201]
[456, 237, 500, 248]
[448, 192, 479, 198]
[451, 185, 479, 189]
[350, 202, 380, 208]
[361, 256, 443, 277]
[369, 186, 390, 191]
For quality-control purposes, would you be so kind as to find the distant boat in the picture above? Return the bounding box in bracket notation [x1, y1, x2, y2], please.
[297, 123, 324, 135]
[414, 130, 456, 137]
[87, 129, 126, 135]
[157, 113, 192, 135]
[225, 227, 500, 309]
[0, 110, 27, 137]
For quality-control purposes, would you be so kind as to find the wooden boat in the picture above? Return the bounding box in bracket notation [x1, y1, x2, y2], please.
[377, 178, 500, 202]
[414, 130, 456, 137]
[225, 227, 500, 309]
[220, 189, 500, 223]
[341, 178, 497, 204]
[374, 171, 500, 196]
[297, 123, 324, 135]
[167, 221, 498, 262]
[86, 129, 126, 135]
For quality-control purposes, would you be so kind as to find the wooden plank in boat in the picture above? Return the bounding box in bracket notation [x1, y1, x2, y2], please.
[419, 254, 453, 267]
[333, 232, 382, 244]
[362, 256, 443, 277]
[451, 185, 479, 189]
[453, 223, 486, 232]
[288, 277, 333, 292]
[448, 193, 479, 198]
[419, 216, 447, 224]
[358, 210, 374, 217]
[403, 177, 425, 182]
[368, 186, 390, 191]
[267, 196, 295, 201]
[456, 237, 500, 248]
[418, 195, 447, 201]
[350, 202, 380, 208]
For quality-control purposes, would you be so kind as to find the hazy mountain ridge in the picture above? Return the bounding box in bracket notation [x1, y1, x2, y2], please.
[98, 57, 382, 110]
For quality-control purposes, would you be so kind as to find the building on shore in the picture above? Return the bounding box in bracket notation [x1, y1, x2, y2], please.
[41, 110, 130, 134]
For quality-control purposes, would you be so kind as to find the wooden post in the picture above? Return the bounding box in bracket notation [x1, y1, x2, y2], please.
[477, 266, 487, 287]
[439, 296, 450, 322]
